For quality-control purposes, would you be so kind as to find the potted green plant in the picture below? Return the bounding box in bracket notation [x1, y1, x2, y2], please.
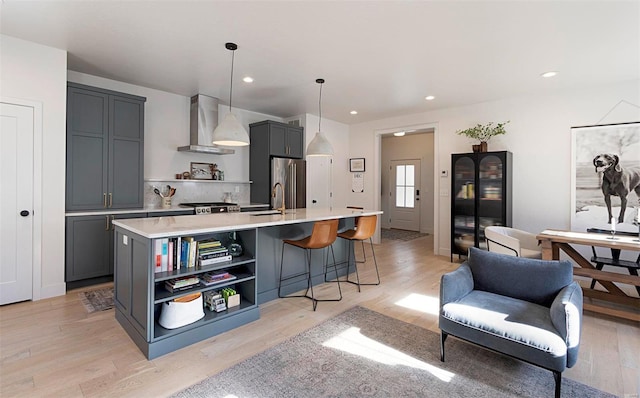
[456, 121, 509, 152]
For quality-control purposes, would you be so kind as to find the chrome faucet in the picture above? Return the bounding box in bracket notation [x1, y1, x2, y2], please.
[272, 182, 286, 215]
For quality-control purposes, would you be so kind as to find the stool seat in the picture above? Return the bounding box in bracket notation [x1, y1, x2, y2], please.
[278, 219, 341, 311]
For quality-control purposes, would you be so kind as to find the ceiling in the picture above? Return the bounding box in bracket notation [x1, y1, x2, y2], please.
[1, 1, 638, 124]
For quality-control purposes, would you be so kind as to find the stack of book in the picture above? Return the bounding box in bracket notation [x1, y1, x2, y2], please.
[165, 276, 200, 293]
[198, 239, 232, 266]
[199, 270, 237, 286]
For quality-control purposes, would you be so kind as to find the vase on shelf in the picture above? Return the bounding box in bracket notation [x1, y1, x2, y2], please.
[228, 231, 243, 257]
[480, 141, 488, 152]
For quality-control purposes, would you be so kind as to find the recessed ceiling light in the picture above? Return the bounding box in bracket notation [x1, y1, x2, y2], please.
[243, 76, 254, 83]
[350, 110, 358, 115]
[425, 96, 435, 101]
[393, 131, 406, 137]
[541, 71, 557, 78]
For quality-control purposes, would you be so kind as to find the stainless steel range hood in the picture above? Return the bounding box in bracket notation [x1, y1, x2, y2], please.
[177, 94, 235, 155]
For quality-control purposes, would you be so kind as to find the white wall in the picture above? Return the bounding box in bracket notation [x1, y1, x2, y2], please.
[350, 80, 640, 256]
[1, 35, 67, 299]
[381, 133, 435, 234]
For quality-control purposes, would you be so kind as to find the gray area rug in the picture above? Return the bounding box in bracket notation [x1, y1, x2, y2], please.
[381, 228, 429, 241]
[78, 287, 114, 313]
[172, 306, 613, 398]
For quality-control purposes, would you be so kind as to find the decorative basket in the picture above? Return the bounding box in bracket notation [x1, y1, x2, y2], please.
[158, 292, 205, 329]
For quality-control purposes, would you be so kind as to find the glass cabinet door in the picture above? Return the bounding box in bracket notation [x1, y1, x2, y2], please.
[452, 156, 476, 255]
[477, 154, 504, 249]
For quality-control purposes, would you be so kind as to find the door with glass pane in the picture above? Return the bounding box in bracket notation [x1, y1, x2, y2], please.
[451, 154, 476, 258]
[389, 160, 421, 231]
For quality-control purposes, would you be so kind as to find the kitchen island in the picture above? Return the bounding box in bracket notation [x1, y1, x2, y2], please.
[112, 207, 382, 358]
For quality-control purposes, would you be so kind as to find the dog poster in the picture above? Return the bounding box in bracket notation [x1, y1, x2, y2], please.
[571, 122, 640, 234]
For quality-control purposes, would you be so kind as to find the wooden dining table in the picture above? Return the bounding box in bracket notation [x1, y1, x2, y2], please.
[536, 229, 640, 322]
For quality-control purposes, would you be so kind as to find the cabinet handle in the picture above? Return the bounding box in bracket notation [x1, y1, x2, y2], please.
[105, 216, 110, 231]
[103, 193, 107, 208]
[108, 193, 113, 208]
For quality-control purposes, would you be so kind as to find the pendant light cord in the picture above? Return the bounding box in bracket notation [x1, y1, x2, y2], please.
[229, 49, 235, 112]
[318, 81, 323, 132]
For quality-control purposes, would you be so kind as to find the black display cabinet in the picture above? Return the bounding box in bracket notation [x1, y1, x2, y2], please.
[451, 151, 512, 261]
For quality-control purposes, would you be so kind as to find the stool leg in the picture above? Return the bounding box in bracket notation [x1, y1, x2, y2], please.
[307, 245, 342, 311]
[355, 240, 367, 263]
[304, 248, 317, 311]
[345, 237, 380, 289]
[369, 237, 381, 285]
[329, 244, 342, 300]
[278, 241, 287, 298]
[345, 240, 361, 292]
[278, 242, 313, 304]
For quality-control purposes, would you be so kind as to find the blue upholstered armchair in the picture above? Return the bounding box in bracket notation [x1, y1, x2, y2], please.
[439, 247, 583, 398]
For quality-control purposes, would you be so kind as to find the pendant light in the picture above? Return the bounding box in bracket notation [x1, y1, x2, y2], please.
[212, 42, 250, 146]
[306, 78, 334, 157]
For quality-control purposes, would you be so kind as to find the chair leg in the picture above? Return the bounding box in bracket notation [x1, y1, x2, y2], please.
[553, 371, 562, 398]
[440, 331, 448, 362]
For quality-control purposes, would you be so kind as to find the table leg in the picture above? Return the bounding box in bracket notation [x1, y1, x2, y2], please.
[558, 242, 627, 296]
[540, 240, 556, 260]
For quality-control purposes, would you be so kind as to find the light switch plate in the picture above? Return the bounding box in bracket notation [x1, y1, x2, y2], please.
[123, 235, 128, 245]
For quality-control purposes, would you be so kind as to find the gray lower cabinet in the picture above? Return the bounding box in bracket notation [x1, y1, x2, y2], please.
[114, 227, 259, 359]
[66, 83, 146, 211]
[65, 213, 146, 283]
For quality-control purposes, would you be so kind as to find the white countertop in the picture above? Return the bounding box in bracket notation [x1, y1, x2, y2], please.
[112, 208, 383, 239]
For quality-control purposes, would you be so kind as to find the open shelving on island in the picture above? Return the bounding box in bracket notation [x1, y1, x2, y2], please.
[113, 226, 259, 359]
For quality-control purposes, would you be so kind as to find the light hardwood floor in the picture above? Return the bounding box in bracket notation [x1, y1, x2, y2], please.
[1, 235, 638, 397]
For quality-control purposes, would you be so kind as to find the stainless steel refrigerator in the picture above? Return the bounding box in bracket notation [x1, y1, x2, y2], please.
[271, 158, 306, 210]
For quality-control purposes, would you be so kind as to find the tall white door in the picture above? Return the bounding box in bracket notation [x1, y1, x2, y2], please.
[1, 102, 34, 304]
[306, 156, 332, 208]
[389, 160, 421, 231]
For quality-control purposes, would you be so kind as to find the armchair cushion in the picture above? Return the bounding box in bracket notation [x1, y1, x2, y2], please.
[441, 290, 569, 371]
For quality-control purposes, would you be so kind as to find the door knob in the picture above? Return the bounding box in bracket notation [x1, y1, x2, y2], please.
[20, 210, 30, 217]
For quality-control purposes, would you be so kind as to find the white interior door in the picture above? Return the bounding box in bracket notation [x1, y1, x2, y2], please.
[1, 102, 34, 304]
[389, 160, 421, 231]
[306, 156, 332, 208]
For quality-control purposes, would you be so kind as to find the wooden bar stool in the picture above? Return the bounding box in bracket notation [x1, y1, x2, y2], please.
[332, 214, 380, 292]
[278, 219, 342, 311]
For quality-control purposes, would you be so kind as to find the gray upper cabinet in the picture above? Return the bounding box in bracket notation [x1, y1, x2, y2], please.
[66, 83, 146, 211]
[249, 120, 304, 205]
[251, 120, 303, 159]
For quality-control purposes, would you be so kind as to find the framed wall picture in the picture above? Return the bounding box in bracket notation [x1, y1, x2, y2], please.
[190, 162, 214, 180]
[570, 122, 640, 233]
[350, 158, 365, 172]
